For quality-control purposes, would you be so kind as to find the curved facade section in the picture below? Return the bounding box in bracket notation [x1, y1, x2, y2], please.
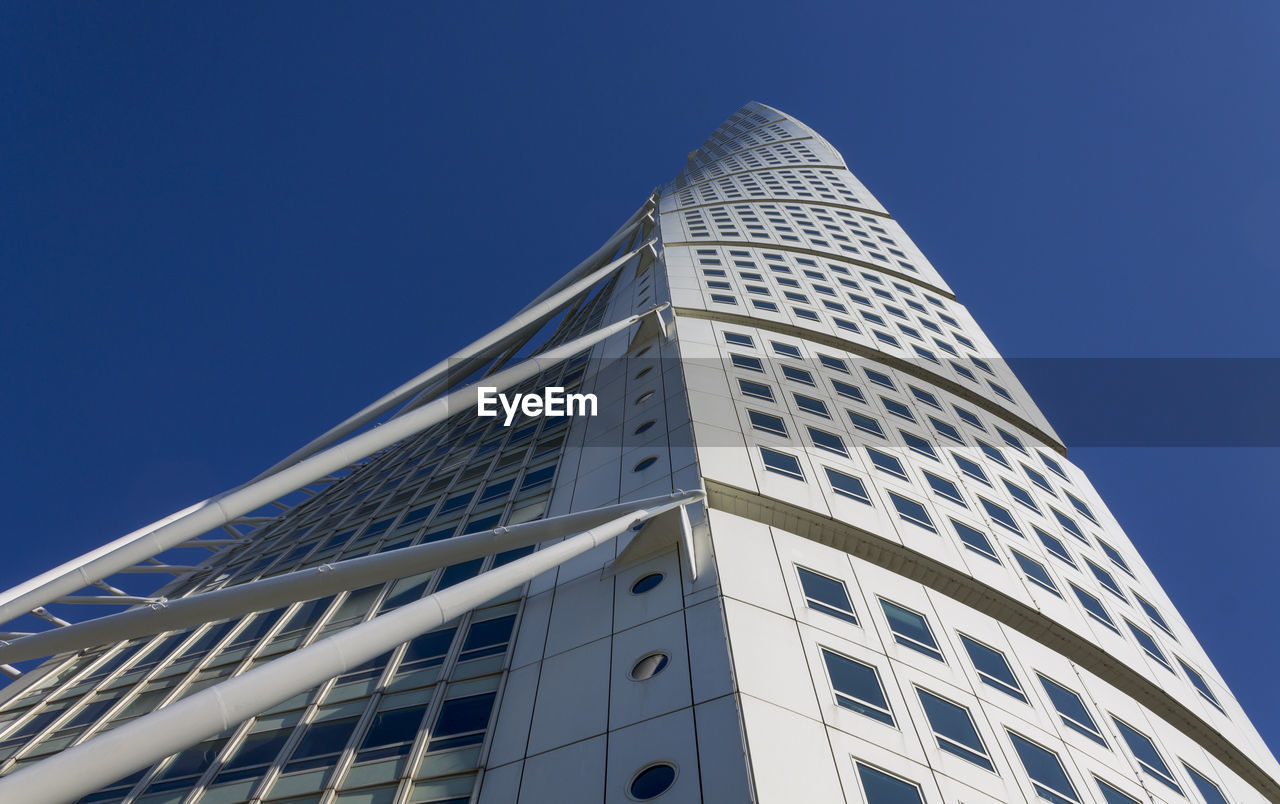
[663, 102, 1279, 802]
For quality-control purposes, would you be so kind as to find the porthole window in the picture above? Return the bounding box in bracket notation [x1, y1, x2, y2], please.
[633, 456, 658, 472]
[635, 391, 655, 404]
[629, 763, 677, 800]
[631, 573, 663, 594]
[630, 652, 670, 680]
[634, 420, 656, 435]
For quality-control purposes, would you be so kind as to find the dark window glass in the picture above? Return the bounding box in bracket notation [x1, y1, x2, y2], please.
[427, 692, 496, 751]
[880, 599, 943, 661]
[1183, 763, 1230, 804]
[1112, 719, 1181, 794]
[952, 520, 999, 562]
[355, 705, 427, 762]
[797, 568, 858, 624]
[958, 634, 1025, 701]
[821, 650, 893, 725]
[825, 467, 871, 504]
[1038, 675, 1106, 746]
[1008, 731, 1079, 804]
[283, 717, 359, 773]
[856, 763, 924, 804]
[917, 689, 994, 770]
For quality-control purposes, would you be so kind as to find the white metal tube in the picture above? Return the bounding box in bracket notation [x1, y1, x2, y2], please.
[0, 492, 700, 665]
[0, 308, 659, 629]
[0, 502, 681, 804]
[251, 238, 653, 482]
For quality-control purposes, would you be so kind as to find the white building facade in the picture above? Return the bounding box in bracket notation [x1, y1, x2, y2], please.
[0, 103, 1276, 804]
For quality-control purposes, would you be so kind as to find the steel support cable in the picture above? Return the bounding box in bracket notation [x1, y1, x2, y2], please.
[0, 496, 698, 804]
[0, 306, 666, 629]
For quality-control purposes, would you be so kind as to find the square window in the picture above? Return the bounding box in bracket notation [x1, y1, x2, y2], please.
[808, 426, 848, 456]
[760, 447, 804, 480]
[797, 567, 858, 624]
[749, 410, 788, 437]
[822, 650, 894, 725]
[880, 599, 944, 660]
[793, 393, 830, 418]
[958, 634, 1024, 700]
[738, 379, 774, 401]
[866, 448, 907, 479]
[825, 467, 872, 505]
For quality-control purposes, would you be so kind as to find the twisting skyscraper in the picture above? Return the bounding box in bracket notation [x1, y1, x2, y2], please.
[1, 103, 1276, 804]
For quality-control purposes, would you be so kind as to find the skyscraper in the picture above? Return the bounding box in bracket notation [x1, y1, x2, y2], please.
[1, 102, 1276, 803]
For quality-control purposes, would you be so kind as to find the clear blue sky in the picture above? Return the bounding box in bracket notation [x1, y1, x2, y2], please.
[3, 2, 1278, 753]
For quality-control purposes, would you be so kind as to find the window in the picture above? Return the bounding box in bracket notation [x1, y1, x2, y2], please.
[900, 431, 938, 460]
[1051, 508, 1086, 542]
[1071, 584, 1120, 634]
[1012, 551, 1061, 597]
[997, 427, 1027, 453]
[977, 440, 1009, 467]
[1135, 594, 1174, 639]
[916, 689, 995, 771]
[760, 447, 804, 480]
[909, 386, 941, 409]
[1126, 620, 1173, 671]
[880, 599, 944, 661]
[923, 471, 966, 507]
[1008, 731, 1080, 804]
[749, 410, 788, 437]
[794, 393, 830, 418]
[355, 704, 428, 762]
[958, 634, 1025, 701]
[818, 354, 850, 373]
[1177, 658, 1225, 713]
[929, 417, 964, 444]
[1037, 675, 1107, 746]
[952, 519, 1000, 563]
[848, 410, 886, 438]
[427, 692, 496, 751]
[730, 353, 764, 373]
[821, 650, 894, 725]
[825, 467, 872, 504]
[1112, 718, 1182, 794]
[954, 455, 990, 485]
[1086, 559, 1125, 601]
[954, 406, 985, 431]
[1183, 763, 1231, 804]
[979, 497, 1022, 535]
[879, 397, 914, 422]
[831, 379, 864, 401]
[866, 448, 907, 479]
[772, 341, 802, 357]
[1022, 464, 1056, 494]
[864, 368, 895, 389]
[1065, 491, 1098, 523]
[723, 331, 754, 347]
[797, 567, 858, 624]
[1034, 527, 1075, 567]
[1003, 479, 1040, 513]
[1039, 451, 1068, 479]
[1097, 540, 1134, 578]
[782, 365, 816, 385]
[888, 492, 936, 533]
[738, 378, 774, 401]
[1095, 778, 1142, 804]
[808, 426, 848, 456]
[282, 717, 360, 773]
[856, 763, 924, 804]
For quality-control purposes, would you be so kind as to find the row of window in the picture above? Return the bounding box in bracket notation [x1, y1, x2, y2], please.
[793, 562, 1230, 802]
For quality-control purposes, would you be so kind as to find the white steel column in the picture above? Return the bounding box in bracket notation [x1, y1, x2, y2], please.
[0, 498, 696, 804]
[0, 306, 666, 628]
[0, 491, 701, 664]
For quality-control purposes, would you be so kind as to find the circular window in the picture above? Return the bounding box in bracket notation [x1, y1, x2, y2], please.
[635, 390, 654, 404]
[629, 652, 670, 681]
[633, 456, 658, 472]
[629, 763, 677, 800]
[634, 420, 656, 435]
[631, 573, 664, 594]
[634, 366, 652, 379]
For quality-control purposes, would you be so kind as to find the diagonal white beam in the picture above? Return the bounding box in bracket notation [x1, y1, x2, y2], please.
[0, 492, 701, 665]
[0, 498, 695, 804]
[0, 306, 665, 629]
[251, 236, 655, 482]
